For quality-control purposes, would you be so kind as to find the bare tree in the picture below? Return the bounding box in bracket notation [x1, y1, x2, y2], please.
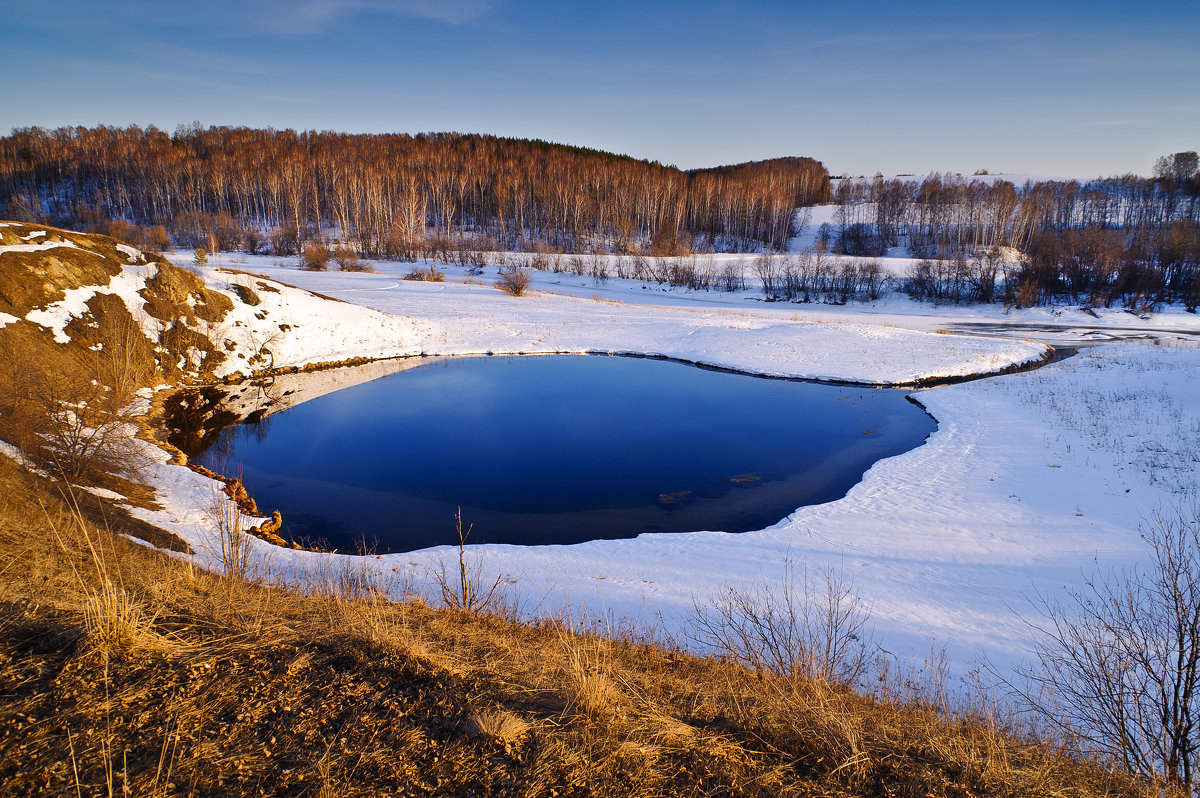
[433, 507, 502, 613]
[6, 359, 145, 481]
[1020, 506, 1200, 795]
[691, 557, 873, 686]
[1155, 152, 1200, 185]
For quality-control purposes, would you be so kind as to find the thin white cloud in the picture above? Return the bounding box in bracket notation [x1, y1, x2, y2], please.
[254, 0, 492, 33]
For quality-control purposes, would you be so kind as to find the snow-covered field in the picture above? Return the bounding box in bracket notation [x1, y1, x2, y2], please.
[9, 222, 1197, 684]
[90, 241, 1193, 685]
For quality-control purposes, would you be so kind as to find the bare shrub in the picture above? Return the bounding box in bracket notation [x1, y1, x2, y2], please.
[1019, 506, 1200, 794]
[302, 241, 331, 271]
[207, 488, 253, 582]
[527, 248, 551, 272]
[433, 508, 502, 613]
[754, 253, 780, 299]
[270, 225, 298, 256]
[145, 225, 171, 253]
[403, 265, 444, 282]
[717, 260, 744, 292]
[1, 351, 146, 482]
[692, 557, 873, 686]
[332, 243, 370, 272]
[588, 250, 609, 281]
[495, 267, 531, 296]
[242, 228, 262, 254]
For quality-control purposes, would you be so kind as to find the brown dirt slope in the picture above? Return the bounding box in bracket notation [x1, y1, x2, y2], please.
[0, 222, 162, 318]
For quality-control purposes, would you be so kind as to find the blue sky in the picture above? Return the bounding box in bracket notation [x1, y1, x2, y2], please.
[4, 0, 1197, 177]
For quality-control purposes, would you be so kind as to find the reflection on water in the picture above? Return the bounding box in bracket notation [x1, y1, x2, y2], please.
[193, 355, 936, 553]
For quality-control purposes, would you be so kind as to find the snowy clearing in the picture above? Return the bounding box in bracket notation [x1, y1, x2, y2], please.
[198, 254, 1047, 385]
[94, 245, 1197, 684]
[8, 226, 1197, 684]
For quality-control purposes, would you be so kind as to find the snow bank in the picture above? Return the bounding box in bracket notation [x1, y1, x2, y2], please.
[201, 269, 425, 378]
[212, 261, 1046, 385]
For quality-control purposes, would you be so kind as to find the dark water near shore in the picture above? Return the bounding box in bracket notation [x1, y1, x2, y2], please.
[194, 355, 936, 553]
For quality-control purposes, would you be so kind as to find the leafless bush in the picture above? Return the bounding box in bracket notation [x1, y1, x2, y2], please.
[301, 241, 331, 270]
[2, 354, 146, 482]
[269, 225, 298, 256]
[446, 234, 491, 272]
[588, 251, 609, 282]
[496, 266, 531, 296]
[332, 243, 370, 272]
[433, 508, 502, 613]
[425, 233, 454, 262]
[242, 228, 262, 255]
[631, 254, 652, 281]
[717, 260, 744, 292]
[692, 557, 873, 686]
[1019, 506, 1200, 795]
[755, 253, 781, 299]
[858, 258, 886, 301]
[207, 487, 253, 582]
[403, 265, 444, 282]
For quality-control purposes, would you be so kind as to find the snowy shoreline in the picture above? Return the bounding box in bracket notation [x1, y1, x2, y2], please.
[8, 225, 1195, 685]
[102, 248, 1195, 685]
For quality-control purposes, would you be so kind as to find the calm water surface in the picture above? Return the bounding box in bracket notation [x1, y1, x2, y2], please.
[195, 355, 935, 552]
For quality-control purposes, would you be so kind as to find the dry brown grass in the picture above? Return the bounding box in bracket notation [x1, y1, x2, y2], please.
[0, 464, 1149, 797]
[0, 222, 158, 317]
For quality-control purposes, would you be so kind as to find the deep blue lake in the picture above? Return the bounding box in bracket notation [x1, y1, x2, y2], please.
[194, 355, 935, 553]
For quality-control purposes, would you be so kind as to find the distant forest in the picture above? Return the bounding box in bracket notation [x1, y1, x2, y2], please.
[827, 156, 1200, 308]
[0, 125, 829, 255]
